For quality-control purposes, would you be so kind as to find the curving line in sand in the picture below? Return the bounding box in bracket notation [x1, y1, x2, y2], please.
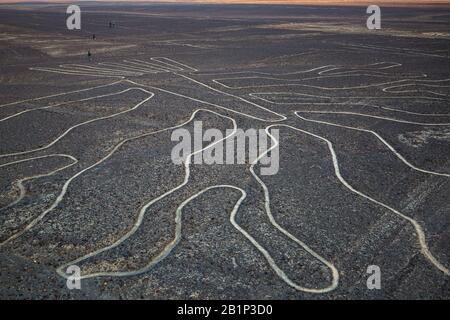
[57, 185, 247, 279]
[295, 111, 450, 126]
[249, 91, 448, 103]
[0, 88, 154, 159]
[29, 67, 126, 78]
[98, 62, 158, 74]
[383, 82, 450, 97]
[0, 107, 222, 247]
[151, 57, 198, 72]
[0, 88, 141, 123]
[248, 127, 339, 293]
[5, 63, 338, 292]
[14, 55, 449, 292]
[54, 108, 338, 293]
[169, 74, 287, 122]
[1, 62, 288, 217]
[34, 59, 287, 123]
[248, 94, 450, 118]
[366, 104, 450, 116]
[211, 67, 449, 94]
[123, 59, 171, 73]
[59, 65, 141, 77]
[126, 59, 177, 72]
[0, 80, 124, 109]
[29, 57, 197, 79]
[266, 123, 450, 277]
[57, 183, 338, 294]
[249, 93, 450, 116]
[193, 62, 402, 77]
[0, 154, 78, 211]
[294, 111, 450, 178]
[125, 80, 286, 123]
[211, 76, 442, 91]
[54, 109, 238, 279]
[193, 65, 335, 77]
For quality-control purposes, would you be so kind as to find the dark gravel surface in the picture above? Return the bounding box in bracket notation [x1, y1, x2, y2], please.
[0, 3, 449, 299]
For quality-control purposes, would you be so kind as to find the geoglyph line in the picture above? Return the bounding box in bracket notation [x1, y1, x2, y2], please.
[0, 88, 154, 158]
[0, 107, 215, 247]
[27, 57, 197, 79]
[212, 77, 450, 94]
[193, 62, 402, 77]
[249, 92, 450, 115]
[0, 154, 78, 211]
[2, 55, 447, 294]
[0, 61, 338, 292]
[0, 88, 141, 123]
[249, 91, 449, 102]
[0, 80, 124, 109]
[266, 124, 450, 277]
[295, 111, 450, 126]
[294, 111, 450, 178]
[53, 109, 338, 294]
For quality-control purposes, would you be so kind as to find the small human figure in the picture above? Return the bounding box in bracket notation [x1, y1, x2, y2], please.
[109, 22, 112, 28]
[87, 49, 92, 62]
[92, 34, 96, 40]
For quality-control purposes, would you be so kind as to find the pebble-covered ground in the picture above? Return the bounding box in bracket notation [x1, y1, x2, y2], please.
[0, 3, 449, 299]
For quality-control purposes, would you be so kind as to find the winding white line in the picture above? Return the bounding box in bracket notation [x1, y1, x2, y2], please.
[59, 65, 140, 77]
[0, 80, 124, 109]
[34, 59, 287, 122]
[3, 64, 336, 291]
[212, 76, 444, 91]
[368, 105, 450, 117]
[2, 67, 287, 238]
[14, 55, 449, 292]
[193, 65, 334, 77]
[56, 185, 247, 279]
[53, 108, 237, 277]
[211, 67, 448, 94]
[98, 62, 156, 74]
[267, 124, 450, 277]
[162, 40, 210, 49]
[249, 93, 450, 116]
[383, 83, 450, 97]
[294, 111, 450, 178]
[29, 57, 197, 80]
[0, 88, 140, 123]
[152, 57, 198, 72]
[0, 88, 154, 158]
[149, 58, 184, 71]
[126, 59, 176, 72]
[0, 107, 219, 247]
[122, 60, 167, 73]
[53, 108, 338, 293]
[125, 80, 286, 123]
[296, 111, 450, 126]
[212, 76, 394, 90]
[249, 127, 339, 293]
[194, 62, 401, 77]
[29, 67, 125, 79]
[249, 91, 448, 103]
[168, 74, 287, 122]
[0, 154, 78, 211]
[56, 183, 338, 294]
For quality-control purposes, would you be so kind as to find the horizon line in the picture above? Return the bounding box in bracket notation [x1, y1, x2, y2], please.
[1, 0, 450, 6]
